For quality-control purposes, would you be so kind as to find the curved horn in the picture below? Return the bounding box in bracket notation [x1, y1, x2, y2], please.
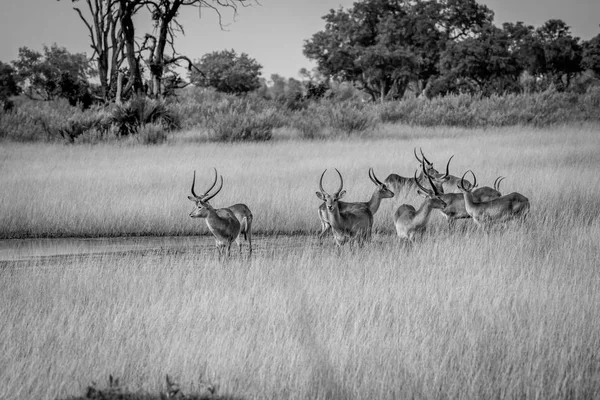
[203, 174, 223, 203]
[319, 169, 329, 196]
[427, 172, 440, 196]
[469, 170, 477, 188]
[200, 167, 218, 198]
[191, 170, 199, 198]
[369, 167, 383, 185]
[442, 155, 454, 179]
[415, 169, 432, 196]
[494, 176, 505, 192]
[460, 171, 471, 191]
[420, 148, 432, 166]
[334, 168, 344, 196]
[413, 147, 423, 163]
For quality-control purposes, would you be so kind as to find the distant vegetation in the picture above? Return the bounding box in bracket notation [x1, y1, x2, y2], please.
[0, 0, 599, 144]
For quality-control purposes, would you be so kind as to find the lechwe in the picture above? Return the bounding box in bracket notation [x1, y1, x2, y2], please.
[458, 170, 530, 230]
[188, 169, 242, 258]
[194, 168, 253, 255]
[318, 167, 393, 241]
[384, 148, 442, 197]
[394, 170, 446, 241]
[316, 169, 374, 246]
[422, 160, 505, 226]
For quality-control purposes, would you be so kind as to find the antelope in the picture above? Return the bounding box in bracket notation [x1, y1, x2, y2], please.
[384, 148, 442, 197]
[318, 167, 393, 240]
[458, 170, 530, 230]
[316, 169, 374, 246]
[422, 161, 505, 225]
[194, 168, 253, 254]
[432, 155, 474, 193]
[394, 169, 447, 241]
[188, 169, 241, 258]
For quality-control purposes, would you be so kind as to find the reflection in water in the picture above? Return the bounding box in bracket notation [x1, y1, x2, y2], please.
[0, 235, 323, 262]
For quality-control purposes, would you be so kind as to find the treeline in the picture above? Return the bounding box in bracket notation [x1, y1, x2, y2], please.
[1, 0, 600, 143]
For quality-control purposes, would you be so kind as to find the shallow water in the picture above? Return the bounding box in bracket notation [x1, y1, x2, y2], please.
[0, 235, 324, 262]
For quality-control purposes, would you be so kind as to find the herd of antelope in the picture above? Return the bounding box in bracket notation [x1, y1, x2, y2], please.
[188, 149, 530, 256]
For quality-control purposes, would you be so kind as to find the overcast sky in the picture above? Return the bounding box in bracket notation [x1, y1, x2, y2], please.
[0, 0, 598, 80]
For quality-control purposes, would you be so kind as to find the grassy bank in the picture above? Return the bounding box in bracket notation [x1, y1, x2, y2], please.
[1, 124, 599, 238]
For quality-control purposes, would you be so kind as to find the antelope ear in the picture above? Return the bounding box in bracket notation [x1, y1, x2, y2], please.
[416, 190, 427, 198]
[337, 190, 346, 199]
[316, 192, 326, 201]
[188, 196, 198, 202]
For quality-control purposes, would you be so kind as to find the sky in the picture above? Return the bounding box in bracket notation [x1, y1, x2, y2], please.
[0, 0, 598, 80]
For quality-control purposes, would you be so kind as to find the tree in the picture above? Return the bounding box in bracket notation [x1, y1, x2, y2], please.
[435, 24, 522, 96]
[582, 33, 600, 76]
[62, 0, 253, 99]
[190, 49, 262, 95]
[11, 44, 94, 105]
[534, 19, 583, 89]
[0, 61, 21, 101]
[59, 0, 123, 100]
[303, 0, 493, 101]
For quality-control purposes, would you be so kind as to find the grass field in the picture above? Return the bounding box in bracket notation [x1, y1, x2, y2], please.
[1, 123, 600, 399]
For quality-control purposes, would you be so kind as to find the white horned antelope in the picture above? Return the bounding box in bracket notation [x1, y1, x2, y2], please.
[316, 169, 374, 246]
[394, 170, 446, 241]
[188, 169, 242, 258]
[384, 148, 442, 197]
[318, 167, 393, 241]
[458, 170, 530, 230]
[194, 168, 253, 254]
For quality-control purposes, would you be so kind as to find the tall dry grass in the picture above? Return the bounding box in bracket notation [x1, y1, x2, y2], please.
[1, 123, 600, 399]
[1, 221, 599, 399]
[0, 123, 598, 238]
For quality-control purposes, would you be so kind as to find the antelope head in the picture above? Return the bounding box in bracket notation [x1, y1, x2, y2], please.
[458, 170, 478, 194]
[369, 167, 394, 198]
[416, 168, 447, 209]
[316, 169, 346, 212]
[414, 147, 439, 176]
[188, 168, 223, 218]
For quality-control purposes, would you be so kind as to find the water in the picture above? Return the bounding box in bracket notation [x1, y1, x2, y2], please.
[0, 235, 324, 262]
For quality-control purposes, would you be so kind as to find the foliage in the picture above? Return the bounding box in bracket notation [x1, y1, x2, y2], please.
[109, 96, 180, 136]
[190, 49, 262, 95]
[582, 33, 600, 76]
[204, 98, 279, 141]
[0, 61, 21, 102]
[303, 0, 493, 101]
[434, 24, 522, 96]
[11, 44, 94, 106]
[532, 19, 583, 90]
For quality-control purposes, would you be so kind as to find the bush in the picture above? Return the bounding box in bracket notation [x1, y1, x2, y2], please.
[110, 97, 180, 136]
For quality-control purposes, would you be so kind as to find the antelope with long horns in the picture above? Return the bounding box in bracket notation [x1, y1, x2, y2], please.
[394, 169, 447, 241]
[316, 169, 374, 246]
[458, 170, 530, 230]
[188, 169, 242, 258]
[318, 167, 393, 241]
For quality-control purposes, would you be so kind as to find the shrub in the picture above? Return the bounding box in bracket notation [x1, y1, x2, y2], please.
[319, 102, 376, 135]
[110, 97, 180, 136]
[206, 108, 276, 141]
